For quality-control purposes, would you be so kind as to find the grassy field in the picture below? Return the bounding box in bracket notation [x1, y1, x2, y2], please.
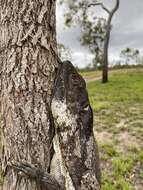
[84, 68, 143, 190]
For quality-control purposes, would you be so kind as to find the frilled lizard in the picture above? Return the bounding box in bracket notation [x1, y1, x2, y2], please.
[13, 61, 101, 190]
[51, 61, 101, 190]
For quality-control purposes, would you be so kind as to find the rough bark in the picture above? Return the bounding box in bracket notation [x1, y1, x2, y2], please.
[102, 0, 120, 83]
[0, 0, 59, 189]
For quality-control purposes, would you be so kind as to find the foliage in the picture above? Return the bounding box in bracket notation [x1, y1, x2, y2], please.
[81, 17, 106, 68]
[58, 0, 109, 68]
[120, 48, 140, 65]
[57, 43, 72, 61]
[59, 0, 120, 83]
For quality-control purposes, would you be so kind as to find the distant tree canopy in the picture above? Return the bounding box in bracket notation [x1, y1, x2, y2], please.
[59, 0, 120, 83]
[59, 0, 106, 67]
[57, 43, 72, 61]
[81, 17, 106, 69]
[120, 48, 140, 65]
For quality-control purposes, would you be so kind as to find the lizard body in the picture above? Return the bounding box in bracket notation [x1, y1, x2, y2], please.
[51, 61, 101, 189]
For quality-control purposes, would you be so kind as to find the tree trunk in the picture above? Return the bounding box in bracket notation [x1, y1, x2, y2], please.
[102, 0, 120, 83]
[102, 24, 110, 83]
[0, 0, 58, 189]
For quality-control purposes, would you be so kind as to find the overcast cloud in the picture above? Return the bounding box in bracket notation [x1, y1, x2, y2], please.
[56, 0, 143, 68]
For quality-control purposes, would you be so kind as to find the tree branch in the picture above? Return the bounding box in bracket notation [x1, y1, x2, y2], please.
[109, 0, 120, 17]
[88, 0, 120, 15]
[101, 4, 110, 14]
[88, 2, 110, 14]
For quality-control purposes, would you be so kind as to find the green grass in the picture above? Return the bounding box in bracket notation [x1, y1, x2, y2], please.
[86, 68, 143, 190]
[87, 72, 143, 103]
[112, 156, 134, 176]
[87, 70, 143, 129]
[80, 70, 101, 78]
[100, 143, 119, 157]
[138, 151, 143, 164]
[102, 175, 133, 190]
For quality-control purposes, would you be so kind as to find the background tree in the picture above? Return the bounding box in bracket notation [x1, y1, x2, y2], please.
[120, 48, 140, 65]
[81, 17, 106, 70]
[60, 0, 120, 83]
[57, 43, 72, 60]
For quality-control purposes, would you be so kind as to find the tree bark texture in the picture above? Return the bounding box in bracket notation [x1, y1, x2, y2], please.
[0, 0, 58, 189]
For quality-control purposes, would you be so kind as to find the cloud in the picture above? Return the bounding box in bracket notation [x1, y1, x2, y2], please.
[72, 52, 94, 68]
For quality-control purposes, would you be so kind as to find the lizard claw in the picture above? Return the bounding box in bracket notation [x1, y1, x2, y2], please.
[12, 162, 39, 178]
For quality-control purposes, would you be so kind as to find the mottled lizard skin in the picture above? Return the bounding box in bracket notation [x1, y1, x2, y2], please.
[51, 61, 101, 190]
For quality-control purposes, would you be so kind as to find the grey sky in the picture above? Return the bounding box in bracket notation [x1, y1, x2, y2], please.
[56, 0, 143, 68]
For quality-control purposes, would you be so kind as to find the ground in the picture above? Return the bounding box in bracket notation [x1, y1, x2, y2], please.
[82, 68, 143, 190]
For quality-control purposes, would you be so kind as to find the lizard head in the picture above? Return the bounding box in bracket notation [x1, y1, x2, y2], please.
[52, 61, 93, 136]
[53, 61, 88, 114]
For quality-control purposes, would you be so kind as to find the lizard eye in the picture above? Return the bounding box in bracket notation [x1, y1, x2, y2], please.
[72, 73, 77, 79]
[72, 73, 79, 82]
[71, 73, 80, 84]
